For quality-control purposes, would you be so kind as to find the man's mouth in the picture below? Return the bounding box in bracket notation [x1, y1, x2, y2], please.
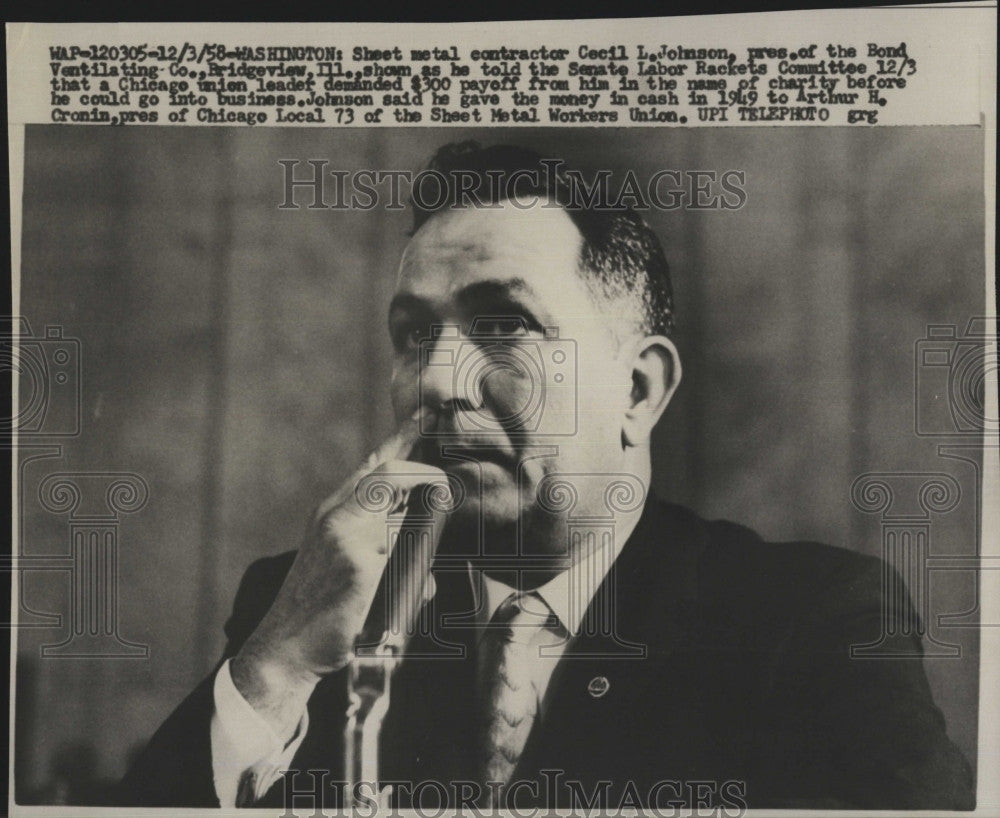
[419, 440, 518, 471]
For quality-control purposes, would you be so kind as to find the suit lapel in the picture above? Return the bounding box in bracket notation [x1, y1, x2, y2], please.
[516, 498, 708, 781]
[385, 498, 710, 791]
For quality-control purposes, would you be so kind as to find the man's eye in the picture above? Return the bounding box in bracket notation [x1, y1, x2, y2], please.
[406, 327, 424, 349]
[393, 323, 428, 352]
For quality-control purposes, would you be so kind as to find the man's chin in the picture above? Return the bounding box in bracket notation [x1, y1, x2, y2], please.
[448, 480, 523, 529]
[438, 463, 528, 539]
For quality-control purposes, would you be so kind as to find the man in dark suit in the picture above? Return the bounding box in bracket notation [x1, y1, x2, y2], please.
[120, 143, 974, 811]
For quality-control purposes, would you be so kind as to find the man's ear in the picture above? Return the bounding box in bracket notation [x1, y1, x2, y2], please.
[622, 336, 682, 448]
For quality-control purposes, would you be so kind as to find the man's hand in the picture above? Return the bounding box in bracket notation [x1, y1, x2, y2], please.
[229, 409, 446, 741]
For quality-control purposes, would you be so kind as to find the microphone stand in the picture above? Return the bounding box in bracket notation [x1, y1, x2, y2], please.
[342, 484, 449, 811]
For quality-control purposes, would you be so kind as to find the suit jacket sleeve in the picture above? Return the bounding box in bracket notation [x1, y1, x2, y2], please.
[764, 549, 975, 809]
[117, 553, 297, 807]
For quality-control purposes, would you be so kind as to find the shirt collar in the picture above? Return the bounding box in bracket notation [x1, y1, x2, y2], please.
[468, 538, 624, 639]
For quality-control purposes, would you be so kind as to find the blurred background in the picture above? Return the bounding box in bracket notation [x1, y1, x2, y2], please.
[13, 125, 985, 802]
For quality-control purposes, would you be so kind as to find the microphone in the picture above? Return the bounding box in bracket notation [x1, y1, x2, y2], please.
[343, 480, 451, 810]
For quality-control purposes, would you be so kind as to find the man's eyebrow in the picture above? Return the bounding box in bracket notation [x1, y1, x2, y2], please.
[388, 278, 552, 323]
[454, 277, 534, 303]
[454, 279, 551, 323]
[387, 292, 431, 317]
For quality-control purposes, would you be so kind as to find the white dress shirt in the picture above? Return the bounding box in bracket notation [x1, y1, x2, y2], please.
[210, 659, 309, 806]
[210, 537, 625, 806]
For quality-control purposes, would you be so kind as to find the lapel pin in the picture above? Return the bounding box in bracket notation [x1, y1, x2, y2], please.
[587, 676, 610, 698]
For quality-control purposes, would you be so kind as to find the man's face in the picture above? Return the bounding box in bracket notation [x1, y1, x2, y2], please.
[389, 201, 635, 557]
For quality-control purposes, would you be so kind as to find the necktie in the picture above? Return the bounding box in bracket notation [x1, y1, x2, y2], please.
[475, 592, 555, 805]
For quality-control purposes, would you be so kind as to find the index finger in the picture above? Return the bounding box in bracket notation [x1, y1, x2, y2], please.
[361, 407, 435, 472]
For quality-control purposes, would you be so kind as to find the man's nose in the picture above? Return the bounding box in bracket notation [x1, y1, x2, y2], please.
[418, 331, 483, 411]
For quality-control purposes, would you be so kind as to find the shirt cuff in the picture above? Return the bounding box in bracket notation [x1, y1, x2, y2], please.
[210, 658, 310, 807]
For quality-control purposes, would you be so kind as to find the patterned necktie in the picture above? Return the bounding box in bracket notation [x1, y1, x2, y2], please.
[475, 591, 554, 805]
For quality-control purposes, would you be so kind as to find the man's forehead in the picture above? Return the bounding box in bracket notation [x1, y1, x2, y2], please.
[396, 202, 584, 296]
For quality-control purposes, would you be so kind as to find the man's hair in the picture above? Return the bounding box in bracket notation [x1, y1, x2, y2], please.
[410, 142, 675, 337]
